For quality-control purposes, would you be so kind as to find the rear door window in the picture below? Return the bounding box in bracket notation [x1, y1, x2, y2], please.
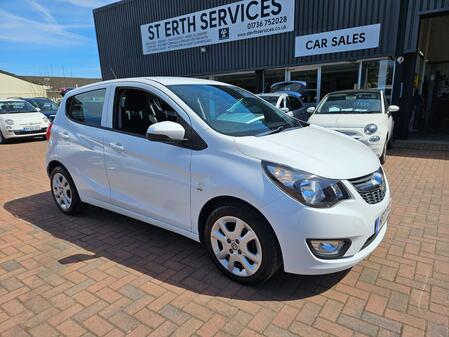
[66, 89, 106, 126]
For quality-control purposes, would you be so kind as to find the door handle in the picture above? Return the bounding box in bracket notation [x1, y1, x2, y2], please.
[109, 142, 125, 152]
[59, 132, 70, 140]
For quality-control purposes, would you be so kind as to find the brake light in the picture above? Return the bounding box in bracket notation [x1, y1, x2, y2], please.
[46, 122, 53, 141]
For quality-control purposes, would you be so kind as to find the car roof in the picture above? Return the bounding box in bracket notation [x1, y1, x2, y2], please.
[0, 99, 28, 102]
[327, 89, 381, 95]
[68, 77, 229, 94]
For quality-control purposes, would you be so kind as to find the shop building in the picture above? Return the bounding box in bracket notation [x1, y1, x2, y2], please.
[93, 0, 449, 139]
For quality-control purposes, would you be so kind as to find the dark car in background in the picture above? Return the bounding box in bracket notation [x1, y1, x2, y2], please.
[23, 97, 59, 121]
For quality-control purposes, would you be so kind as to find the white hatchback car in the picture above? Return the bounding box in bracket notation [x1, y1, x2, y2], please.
[46, 78, 391, 284]
[0, 99, 50, 143]
[307, 90, 398, 164]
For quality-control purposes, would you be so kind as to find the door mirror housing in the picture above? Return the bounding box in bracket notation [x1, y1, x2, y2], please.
[35, 107, 41, 112]
[387, 105, 400, 113]
[307, 107, 316, 114]
[280, 107, 290, 113]
[146, 121, 186, 142]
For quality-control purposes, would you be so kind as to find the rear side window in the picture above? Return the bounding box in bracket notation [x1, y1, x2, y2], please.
[66, 89, 106, 126]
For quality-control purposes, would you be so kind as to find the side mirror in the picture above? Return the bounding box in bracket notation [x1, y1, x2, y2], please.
[35, 107, 41, 112]
[146, 121, 186, 142]
[280, 107, 290, 113]
[387, 105, 400, 113]
[307, 107, 316, 114]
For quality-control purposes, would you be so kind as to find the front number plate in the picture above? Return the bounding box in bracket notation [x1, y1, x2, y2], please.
[23, 126, 41, 132]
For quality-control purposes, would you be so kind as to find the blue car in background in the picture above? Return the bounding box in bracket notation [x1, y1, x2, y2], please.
[23, 97, 59, 121]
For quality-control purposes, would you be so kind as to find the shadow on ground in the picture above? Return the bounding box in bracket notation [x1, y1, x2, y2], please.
[4, 191, 349, 301]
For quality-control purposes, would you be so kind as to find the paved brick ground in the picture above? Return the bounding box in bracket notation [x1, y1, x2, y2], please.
[0, 139, 448, 337]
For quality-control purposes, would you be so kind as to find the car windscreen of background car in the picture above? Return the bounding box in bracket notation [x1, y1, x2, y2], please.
[0, 101, 38, 114]
[168, 85, 300, 136]
[316, 93, 381, 114]
[30, 99, 58, 112]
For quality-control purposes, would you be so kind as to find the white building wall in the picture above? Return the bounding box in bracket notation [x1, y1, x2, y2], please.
[0, 72, 47, 99]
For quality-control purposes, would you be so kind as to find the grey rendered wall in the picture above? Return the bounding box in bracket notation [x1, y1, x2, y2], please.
[403, 0, 449, 53]
[94, 0, 401, 80]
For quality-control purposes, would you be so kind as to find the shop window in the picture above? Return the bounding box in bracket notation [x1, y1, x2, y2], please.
[321, 64, 359, 98]
[291, 69, 318, 104]
[214, 72, 256, 93]
[263, 69, 286, 93]
[361, 60, 395, 102]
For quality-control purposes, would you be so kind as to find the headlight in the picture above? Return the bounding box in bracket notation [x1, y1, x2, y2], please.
[5, 119, 14, 125]
[364, 123, 378, 135]
[43, 117, 49, 123]
[262, 161, 351, 208]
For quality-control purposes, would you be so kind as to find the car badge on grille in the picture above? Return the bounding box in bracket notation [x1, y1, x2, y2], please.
[372, 172, 385, 191]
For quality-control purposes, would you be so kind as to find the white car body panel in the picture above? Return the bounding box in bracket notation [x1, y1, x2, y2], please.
[46, 77, 391, 276]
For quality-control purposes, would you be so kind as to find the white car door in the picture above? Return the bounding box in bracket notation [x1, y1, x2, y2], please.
[59, 87, 111, 203]
[102, 82, 192, 230]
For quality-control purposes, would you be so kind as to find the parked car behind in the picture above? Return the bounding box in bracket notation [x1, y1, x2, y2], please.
[257, 91, 308, 121]
[24, 97, 59, 121]
[0, 99, 49, 143]
[46, 77, 390, 284]
[307, 90, 398, 164]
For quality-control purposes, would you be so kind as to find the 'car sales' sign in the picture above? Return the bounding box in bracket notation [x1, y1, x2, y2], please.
[140, 0, 295, 55]
[295, 24, 381, 57]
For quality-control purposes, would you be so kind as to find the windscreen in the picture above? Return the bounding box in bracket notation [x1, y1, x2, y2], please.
[316, 92, 381, 114]
[168, 85, 300, 136]
[0, 101, 38, 114]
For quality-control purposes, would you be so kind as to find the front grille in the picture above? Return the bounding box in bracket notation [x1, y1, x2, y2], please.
[349, 168, 386, 204]
[14, 127, 47, 135]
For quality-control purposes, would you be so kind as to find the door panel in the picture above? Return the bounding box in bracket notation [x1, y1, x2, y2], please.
[61, 87, 110, 203]
[103, 83, 192, 230]
[103, 132, 191, 229]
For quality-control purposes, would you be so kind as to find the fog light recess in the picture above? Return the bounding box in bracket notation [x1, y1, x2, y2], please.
[369, 136, 380, 143]
[307, 239, 350, 259]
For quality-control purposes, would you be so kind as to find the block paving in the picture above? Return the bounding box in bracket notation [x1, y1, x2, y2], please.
[0, 139, 448, 336]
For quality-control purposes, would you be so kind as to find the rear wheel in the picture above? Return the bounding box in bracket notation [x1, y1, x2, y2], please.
[204, 203, 282, 284]
[50, 166, 85, 215]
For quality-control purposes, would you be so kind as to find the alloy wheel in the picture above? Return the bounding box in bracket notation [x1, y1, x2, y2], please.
[52, 173, 72, 210]
[210, 216, 262, 277]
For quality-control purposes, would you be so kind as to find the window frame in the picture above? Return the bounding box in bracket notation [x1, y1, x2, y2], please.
[107, 84, 207, 150]
[65, 88, 108, 128]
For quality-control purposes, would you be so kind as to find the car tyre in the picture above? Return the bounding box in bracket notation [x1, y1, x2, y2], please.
[50, 166, 86, 215]
[204, 203, 282, 285]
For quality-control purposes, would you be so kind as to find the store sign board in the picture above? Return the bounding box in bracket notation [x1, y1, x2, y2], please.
[140, 0, 295, 55]
[295, 24, 381, 57]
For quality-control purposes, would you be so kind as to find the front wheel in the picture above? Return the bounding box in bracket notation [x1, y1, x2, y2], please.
[204, 204, 282, 285]
[50, 166, 86, 215]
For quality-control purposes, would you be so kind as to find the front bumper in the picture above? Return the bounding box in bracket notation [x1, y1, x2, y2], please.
[260, 177, 391, 275]
[335, 128, 386, 157]
[1, 126, 48, 139]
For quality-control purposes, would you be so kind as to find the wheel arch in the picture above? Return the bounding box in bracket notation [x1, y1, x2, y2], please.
[47, 160, 67, 178]
[197, 196, 283, 262]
